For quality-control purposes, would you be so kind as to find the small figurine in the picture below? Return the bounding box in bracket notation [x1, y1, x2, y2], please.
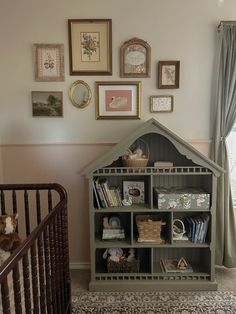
[177, 257, 188, 270]
[127, 248, 136, 262]
[122, 195, 132, 206]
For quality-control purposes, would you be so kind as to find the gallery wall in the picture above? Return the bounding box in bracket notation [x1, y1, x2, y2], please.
[0, 0, 235, 265]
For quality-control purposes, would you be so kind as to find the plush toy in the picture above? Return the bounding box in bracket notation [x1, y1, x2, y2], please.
[102, 248, 124, 263]
[0, 214, 21, 264]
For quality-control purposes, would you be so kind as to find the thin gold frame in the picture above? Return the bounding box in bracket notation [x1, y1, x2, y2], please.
[96, 81, 141, 120]
[68, 80, 92, 108]
[150, 95, 173, 113]
[120, 37, 151, 78]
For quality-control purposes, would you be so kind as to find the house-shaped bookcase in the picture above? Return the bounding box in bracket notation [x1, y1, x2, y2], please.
[84, 118, 222, 291]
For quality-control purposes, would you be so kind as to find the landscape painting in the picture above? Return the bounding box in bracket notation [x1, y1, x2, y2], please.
[32, 91, 63, 117]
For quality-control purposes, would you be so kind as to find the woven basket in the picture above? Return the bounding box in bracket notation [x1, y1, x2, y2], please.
[122, 139, 149, 167]
[107, 258, 139, 273]
[136, 215, 166, 243]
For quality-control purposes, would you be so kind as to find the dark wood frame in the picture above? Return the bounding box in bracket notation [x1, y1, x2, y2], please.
[158, 61, 180, 89]
[68, 19, 112, 75]
[120, 37, 151, 78]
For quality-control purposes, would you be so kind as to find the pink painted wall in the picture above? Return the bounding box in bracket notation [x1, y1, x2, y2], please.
[0, 141, 211, 265]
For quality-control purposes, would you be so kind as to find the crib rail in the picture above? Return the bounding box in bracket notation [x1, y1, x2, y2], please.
[0, 183, 71, 314]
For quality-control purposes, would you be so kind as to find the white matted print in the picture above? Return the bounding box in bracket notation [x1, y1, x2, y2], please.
[123, 181, 145, 204]
[96, 81, 141, 119]
[34, 44, 64, 81]
[150, 95, 173, 112]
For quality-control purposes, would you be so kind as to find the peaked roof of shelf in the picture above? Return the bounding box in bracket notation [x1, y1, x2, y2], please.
[83, 118, 223, 177]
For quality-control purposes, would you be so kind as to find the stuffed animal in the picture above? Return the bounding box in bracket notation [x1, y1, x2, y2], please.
[0, 214, 21, 264]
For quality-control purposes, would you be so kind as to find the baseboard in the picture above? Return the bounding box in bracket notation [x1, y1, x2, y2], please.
[70, 262, 91, 270]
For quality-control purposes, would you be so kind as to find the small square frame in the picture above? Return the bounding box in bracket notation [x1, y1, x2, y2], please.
[68, 19, 112, 75]
[150, 95, 173, 113]
[32, 91, 63, 117]
[123, 181, 145, 204]
[34, 44, 64, 81]
[158, 61, 180, 89]
[96, 81, 141, 119]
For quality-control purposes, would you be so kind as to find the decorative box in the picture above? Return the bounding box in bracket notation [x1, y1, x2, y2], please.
[154, 188, 210, 210]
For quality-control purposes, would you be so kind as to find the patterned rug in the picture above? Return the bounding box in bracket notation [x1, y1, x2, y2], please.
[72, 290, 236, 313]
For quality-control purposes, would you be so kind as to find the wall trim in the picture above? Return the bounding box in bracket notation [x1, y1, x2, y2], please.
[70, 262, 91, 270]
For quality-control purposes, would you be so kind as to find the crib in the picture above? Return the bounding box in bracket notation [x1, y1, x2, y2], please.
[0, 183, 71, 314]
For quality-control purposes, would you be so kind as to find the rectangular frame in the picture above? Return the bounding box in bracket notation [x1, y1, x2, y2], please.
[32, 91, 63, 117]
[95, 81, 141, 119]
[123, 181, 145, 204]
[150, 95, 173, 113]
[158, 61, 180, 89]
[34, 44, 64, 81]
[68, 19, 112, 75]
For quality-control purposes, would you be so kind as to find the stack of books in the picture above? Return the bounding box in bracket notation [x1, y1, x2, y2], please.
[185, 213, 210, 243]
[93, 177, 123, 209]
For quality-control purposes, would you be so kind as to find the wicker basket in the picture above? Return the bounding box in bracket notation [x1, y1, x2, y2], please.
[136, 215, 166, 243]
[107, 258, 140, 273]
[122, 139, 149, 167]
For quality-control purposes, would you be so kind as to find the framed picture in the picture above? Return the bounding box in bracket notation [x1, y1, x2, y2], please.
[123, 181, 145, 204]
[158, 61, 180, 89]
[34, 44, 64, 81]
[95, 81, 141, 119]
[68, 19, 112, 75]
[32, 91, 63, 117]
[150, 95, 173, 113]
[120, 37, 151, 78]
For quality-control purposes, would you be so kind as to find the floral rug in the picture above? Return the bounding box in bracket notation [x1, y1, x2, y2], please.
[72, 290, 236, 313]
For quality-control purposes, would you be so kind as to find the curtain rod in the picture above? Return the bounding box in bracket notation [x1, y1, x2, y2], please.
[217, 20, 236, 32]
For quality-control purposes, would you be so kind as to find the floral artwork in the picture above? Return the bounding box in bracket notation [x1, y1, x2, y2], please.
[81, 32, 100, 62]
[162, 65, 176, 85]
[158, 61, 180, 89]
[34, 44, 64, 81]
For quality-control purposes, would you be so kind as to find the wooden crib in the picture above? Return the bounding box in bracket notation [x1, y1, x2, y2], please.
[0, 183, 71, 314]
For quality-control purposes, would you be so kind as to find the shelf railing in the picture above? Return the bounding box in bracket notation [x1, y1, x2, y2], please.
[93, 166, 212, 176]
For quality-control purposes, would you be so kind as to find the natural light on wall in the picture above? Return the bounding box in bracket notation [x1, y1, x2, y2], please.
[227, 125, 236, 206]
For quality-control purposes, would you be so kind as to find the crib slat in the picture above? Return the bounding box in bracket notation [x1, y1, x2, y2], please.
[44, 226, 52, 313]
[13, 263, 23, 314]
[12, 190, 18, 233]
[1, 277, 11, 314]
[58, 211, 65, 312]
[49, 221, 58, 314]
[24, 190, 30, 236]
[31, 242, 40, 313]
[36, 190, 41, 225]
[54, 214, 62, 314]
[23, 253, 32, 314]
[38, 233, 46, 314]
[62, 205, 70, 305]
[48, 189, 52, 212]
[1, 190, 6, 214]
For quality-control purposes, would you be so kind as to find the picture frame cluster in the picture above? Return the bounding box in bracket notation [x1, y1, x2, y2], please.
[32, 18, 180, 118]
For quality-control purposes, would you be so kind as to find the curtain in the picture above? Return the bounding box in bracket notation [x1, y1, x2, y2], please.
[212, 24, 236, 267]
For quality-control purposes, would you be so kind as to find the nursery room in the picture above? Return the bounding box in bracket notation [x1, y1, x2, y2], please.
[1, 0, 236, 312]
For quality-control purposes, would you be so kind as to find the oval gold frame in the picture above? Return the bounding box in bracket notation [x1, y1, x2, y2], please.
[69, 80, 92, 108]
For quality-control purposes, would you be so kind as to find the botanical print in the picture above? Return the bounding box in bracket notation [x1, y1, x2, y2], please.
[105, 90, 132, 112]
[81, 32, 100, 62]
[38, 47, 60, 78]
[125, 44, 146, 74]
[162, 65, 176, 85]
[32, 92, 63, 117]
[152, 97, 172, 112]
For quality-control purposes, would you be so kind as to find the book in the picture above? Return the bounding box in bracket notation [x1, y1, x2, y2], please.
[94, 178, 108, 208]
[92, 180, 101, 209]
[161, 258, 193, 273]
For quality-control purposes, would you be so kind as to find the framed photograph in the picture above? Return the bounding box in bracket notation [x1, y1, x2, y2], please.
[95, 81, 141, 119]
[120, 37, 151, 78]
[150, 95, 173, 113]
[34, 44, 64, 81]
[158, 61, 180, 89]
[123, 181, 145, 204]
[32, 91, 63, 117]
[68, 19, 112, 75]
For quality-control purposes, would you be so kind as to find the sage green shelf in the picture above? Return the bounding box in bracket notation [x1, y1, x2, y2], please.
[84, 118, 223, 291]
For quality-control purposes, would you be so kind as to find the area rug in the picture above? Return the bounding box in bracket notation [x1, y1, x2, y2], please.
[72, 290, 236, 313]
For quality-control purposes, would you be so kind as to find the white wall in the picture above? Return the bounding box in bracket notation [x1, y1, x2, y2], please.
[0, 0, 235, 264]
[0, 0, 235, 145]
